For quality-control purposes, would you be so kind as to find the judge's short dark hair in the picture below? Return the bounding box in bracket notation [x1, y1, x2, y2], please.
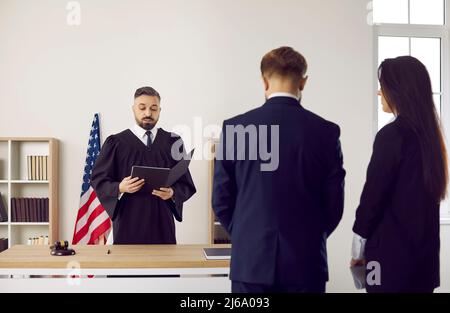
[134, 86, 161, 101]
[261, 46, 307, 84]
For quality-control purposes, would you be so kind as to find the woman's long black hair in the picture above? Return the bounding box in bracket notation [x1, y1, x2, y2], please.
[379, 56, 448, 202]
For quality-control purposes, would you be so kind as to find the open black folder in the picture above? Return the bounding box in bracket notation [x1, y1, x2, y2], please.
[203, 248, 231, 260]
[131, 149, 194, 192]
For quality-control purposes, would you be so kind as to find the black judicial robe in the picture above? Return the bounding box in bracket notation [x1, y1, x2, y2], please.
[91, 128, 196, 244]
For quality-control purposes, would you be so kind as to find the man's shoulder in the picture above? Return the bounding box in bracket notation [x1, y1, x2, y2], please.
[375, 118, 405, 145]
[116, 129, 132, 137]
[102, 129, 132, 146]
[301, 107, 337, 127]
[223, 106, 265, 126]
[157, 128, 183, 143]
[110, 129, 131, 139]
[290, 107, 341, 137]
[224, 105, 340, 136]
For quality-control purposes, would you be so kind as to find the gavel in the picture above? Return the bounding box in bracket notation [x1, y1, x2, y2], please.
[50, 240, 76, 256]
[50, 240, 69, 250]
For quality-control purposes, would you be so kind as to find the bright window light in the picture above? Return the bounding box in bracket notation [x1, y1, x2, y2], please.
[410, 0, 444, 25]
[373, 0, 409, 24]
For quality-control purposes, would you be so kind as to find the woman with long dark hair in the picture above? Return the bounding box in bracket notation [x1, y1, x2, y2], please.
[351, 56, 448, 293]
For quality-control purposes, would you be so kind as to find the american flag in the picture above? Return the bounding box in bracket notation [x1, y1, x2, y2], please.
[72, 114, 112, 245]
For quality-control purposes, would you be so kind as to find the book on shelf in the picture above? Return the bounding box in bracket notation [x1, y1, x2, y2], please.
[19, 198, 25, 222]
[31, 199, 36, 222]
[35, 156, 39, 180]
[27, 155, 49, 181]
[39, 156, 43, 180]
[32, 156, 37, 180]
[45, 198, 49, 221]
[11, 198, 16, 222]
[43, 155, 48, 180]
[0, 192, 7, 222]
[0, 238, 8, 252]
[39, 198, 43, 222]
[27, 156, 32, 181]
[28, 155, 34, 180]
[11, 197, 49, 222]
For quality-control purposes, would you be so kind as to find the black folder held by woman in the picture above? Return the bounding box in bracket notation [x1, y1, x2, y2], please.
[131, 149, 195, 192]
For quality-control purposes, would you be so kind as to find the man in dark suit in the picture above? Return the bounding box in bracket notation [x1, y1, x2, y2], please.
[212, 46, 345, 293]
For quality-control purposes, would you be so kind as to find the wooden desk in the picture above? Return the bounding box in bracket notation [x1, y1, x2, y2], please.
[0, 244, 231, 293]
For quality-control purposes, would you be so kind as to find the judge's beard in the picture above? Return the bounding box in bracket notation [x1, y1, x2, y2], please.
[137, 118, 157, 130]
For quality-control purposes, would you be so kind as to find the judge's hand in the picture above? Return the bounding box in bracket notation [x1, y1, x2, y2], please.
[350, 258, 366, 267]
[119, 176, 145, 194]
[152, 187, 174, 200]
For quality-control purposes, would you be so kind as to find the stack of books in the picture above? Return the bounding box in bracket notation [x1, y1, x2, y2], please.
[0, 238, 8, 253]
[10, 198, 49, 223]
[27, 155, 49, 180]
[27, 236, 49, 246]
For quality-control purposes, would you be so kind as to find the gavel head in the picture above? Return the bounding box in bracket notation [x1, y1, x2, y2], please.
[53, 241, 69, 250]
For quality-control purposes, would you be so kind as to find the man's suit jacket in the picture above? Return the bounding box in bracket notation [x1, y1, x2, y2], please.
[353, 116, 440, 292]
[212, 96, 345, 285]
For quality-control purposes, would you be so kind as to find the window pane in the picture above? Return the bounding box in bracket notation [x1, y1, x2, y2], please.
[440, 199, 450, 218]
[433, 94, 441, 118]
[411, 37, 441, 92]
[377, 36, 443, 130]
[378, 36, 409, 64]
[373, 0, 409, 24]
[410, 0, 444, 25]
[378, 36, 409, 130]
[378, 99, 396, 130]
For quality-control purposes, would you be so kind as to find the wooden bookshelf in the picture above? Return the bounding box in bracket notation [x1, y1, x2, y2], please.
[208, 139, 231, 245]
[0, 137, 59, 249]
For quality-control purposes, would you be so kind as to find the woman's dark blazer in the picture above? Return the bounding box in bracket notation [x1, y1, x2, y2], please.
[353, 116, 440, 293]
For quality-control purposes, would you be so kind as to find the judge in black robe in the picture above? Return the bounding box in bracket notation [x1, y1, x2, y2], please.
[91, 87, 196, 244]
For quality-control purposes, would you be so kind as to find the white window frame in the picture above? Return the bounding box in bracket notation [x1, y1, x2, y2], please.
[373, 1, 450, 224]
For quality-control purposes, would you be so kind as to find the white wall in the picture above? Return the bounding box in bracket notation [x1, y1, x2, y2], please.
[0, 0, 448, 292]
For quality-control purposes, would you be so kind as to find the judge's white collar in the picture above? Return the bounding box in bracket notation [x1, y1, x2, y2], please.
[131, 124, 159, 144]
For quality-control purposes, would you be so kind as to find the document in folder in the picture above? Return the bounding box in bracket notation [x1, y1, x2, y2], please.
[131, 149, 194, 192]
[350, 265, 366, 290]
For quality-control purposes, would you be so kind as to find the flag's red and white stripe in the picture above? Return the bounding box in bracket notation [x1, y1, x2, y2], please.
[72, 186, 111, 245]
